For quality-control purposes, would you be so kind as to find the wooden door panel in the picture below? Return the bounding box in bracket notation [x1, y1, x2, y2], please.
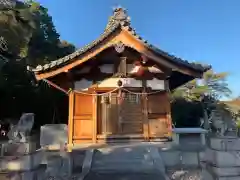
[72, 93, 94, 142]
[73, 120, 93, 137]
[74, 95, 93, 115]
[148, 93, 168, 114]
[147, 92, 170, 137]
[149, 114, 168, 136]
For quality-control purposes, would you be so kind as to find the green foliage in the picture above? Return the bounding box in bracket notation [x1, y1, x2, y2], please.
[0, 0, 36, 57]
[0, 0, 76, 64]
[236, 119, 240, 128]
[172, 70, 231, 102]
[0, 0, 74, 127]
[171, 69, 232, 127]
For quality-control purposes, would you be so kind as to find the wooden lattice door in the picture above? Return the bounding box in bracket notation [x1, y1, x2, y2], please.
[99, 92, 144, 135]
[118, 92, 144, 134]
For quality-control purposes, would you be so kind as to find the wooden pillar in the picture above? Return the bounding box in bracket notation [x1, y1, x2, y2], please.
[92, 92, 97, 143]
[68, 91, 74, 152]
[117, 89, 122, 134]
[142, 80, 149, 141]
[165, 80, 172, 138]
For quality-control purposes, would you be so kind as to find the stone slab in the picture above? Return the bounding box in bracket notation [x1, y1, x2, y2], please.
[0, 164, 46, 180]
[159, 151, 200, 167]
[42, 150, 73, 177]
[2, 141, 37, 156]
[172, 128, 208, 134]
[209, 137, 240, 151]
[40, 124, 67, 148]
[203, 148, 240, 167]
[0, 149, 43, 171]
[210, 166, 240, 177]
[45, 155, 62, 176]
[217, 177, 240, 180]
[84, 172, 165, 180]
[72, 150, 86, 173]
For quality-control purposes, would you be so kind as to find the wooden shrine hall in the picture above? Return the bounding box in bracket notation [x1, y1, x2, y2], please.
[28, 8, 210, 145]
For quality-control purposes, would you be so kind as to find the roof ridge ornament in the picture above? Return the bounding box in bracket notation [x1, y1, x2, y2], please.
[105, 6, 130, 31]
[112, 6, 130, 25]
[113, 6, 130, 22]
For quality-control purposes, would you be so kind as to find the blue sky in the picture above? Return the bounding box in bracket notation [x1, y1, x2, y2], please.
[38, 0, 240, 99]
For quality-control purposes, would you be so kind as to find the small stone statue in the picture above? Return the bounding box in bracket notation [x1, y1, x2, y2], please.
[208, 110, 225, 136]
[7, 113, 34, 143]
[208, 109, 238, 136]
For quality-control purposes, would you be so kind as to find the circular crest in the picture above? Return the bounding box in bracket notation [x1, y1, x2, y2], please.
[114, 42, 125, 53]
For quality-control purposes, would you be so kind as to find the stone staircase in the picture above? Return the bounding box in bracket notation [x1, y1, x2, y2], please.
[91, 145, 164, 173]
[87, 144, 166, 180]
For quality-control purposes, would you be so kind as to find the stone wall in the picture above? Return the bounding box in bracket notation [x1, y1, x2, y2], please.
[202, 136, 240, 180]
[0, 139, 46, 180]
[162, 136, 240, 180]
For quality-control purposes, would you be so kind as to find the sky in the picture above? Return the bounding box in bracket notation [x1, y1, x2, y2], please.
[37, 0, 240, 99]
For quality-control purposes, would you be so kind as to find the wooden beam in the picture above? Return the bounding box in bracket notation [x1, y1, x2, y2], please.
[68, 91, 74, 152]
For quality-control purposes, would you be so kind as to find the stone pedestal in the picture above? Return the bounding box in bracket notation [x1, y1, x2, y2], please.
[0, 140, 42, 171]
[0, 136, 46, 180]
[172, 128, 207, 146]
[203, 136, 240, 180]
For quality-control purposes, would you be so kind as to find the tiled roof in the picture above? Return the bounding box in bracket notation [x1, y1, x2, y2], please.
[29, 7, 211, 73]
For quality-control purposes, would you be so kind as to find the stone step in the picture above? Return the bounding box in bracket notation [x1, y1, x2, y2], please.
[94, 148, 150, 161]
[92, 146, 165, 173]
[84, 172, 165, 180]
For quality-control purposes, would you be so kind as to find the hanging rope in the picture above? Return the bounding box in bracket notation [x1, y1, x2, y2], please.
[71, 87, 167, 96]
[43, 78, 172, 96]
[122, 88, 164, 95]
[72, 87, 120, 96]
